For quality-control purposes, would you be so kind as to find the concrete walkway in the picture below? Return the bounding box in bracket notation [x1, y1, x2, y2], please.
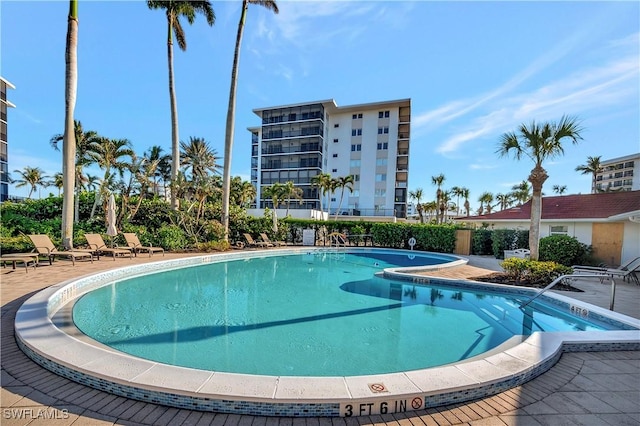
[1, 252, 639, 425]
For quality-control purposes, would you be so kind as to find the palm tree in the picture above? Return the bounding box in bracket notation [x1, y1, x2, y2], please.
[409, 188, 425, 223]
[61, 0, 79, 248]
[575, 155, 602, 193]
[497, 116, 583, 260]
[282, 180, 303, 217]
[552, 184, 567, 195]
[230, 177, 256, 208]
[451, 186, 465, 216]
[509, 180, 532, 205]
[144, 145, 171, 197]
[88, 137, 135, 219]
[477, 191, 493, 216]
[221, 0, 279, 241]
[439, 190, 453, 223]
[334, 175, 354, 218]
[311, 172, 333, 215]
[13, 166, 49, 199]
[462, 187, 471, 216]
[263, 182, 286, 232]
[147, 0, 215, 210]
[431, 173, 445, 223]
[180, 136, 221, 181]
[495, 193, 513, 211]
[51, 120, 101, 222]
[52, 172, 64, 196]
[423, 200, 438, 223]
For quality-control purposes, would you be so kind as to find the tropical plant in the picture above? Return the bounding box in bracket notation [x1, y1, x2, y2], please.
[51, 120, 101, 222]
[147, 0, 215, 210]
[462, 187, 471, 216]
[552, 184, 567, 195]
[431, 173, 445, 223]
[180, 136, 221, 181]
[221, 0, 279, 240]
[495, 193, 512, 211]
[282, 180, 303, 217]
[61, 0, 79, 248]
[451, 186, 465, 216]
[575, 155, 602, 193]
[510, 180, 532, 205]
[230, 176, 256, 208]
[311, 172, 334, 215]
[263, 182, 286, 232]
[143, 145, 171, 197]
[409, 188, 425, 223]
[13, 166, 49, 199]
[334, 175, 354, 218]
[477, 191, 493, 215]
[497, 116, 583, 260]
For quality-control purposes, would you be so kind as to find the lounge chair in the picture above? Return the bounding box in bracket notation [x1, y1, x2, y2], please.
[1, 253, 39, 273]
[84, 233, 133, 260]
[122, 233, 165, 257]
[260, 232, 287, 247]
[573, 257, 640, 284]
[28, 234, 93, 266]
[503, 249, 530, 259]
[243, 233, 272, 248]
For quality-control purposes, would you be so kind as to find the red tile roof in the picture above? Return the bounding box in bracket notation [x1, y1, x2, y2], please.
[464, 191, 640, 221]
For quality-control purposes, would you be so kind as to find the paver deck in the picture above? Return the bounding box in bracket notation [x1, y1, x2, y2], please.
[2, 251, 639, 425]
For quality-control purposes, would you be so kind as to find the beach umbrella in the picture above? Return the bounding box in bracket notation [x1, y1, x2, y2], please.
[106, 193, 117, 246]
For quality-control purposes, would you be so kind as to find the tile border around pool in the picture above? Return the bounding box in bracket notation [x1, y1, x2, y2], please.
[14, 248, 640, 418]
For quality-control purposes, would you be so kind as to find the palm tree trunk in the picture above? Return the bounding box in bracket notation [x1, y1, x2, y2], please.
[167, 16, 180, 210]
[528, 165, 548, 261]
[62, 0, 78, 250]
[221, 0, 248, 241]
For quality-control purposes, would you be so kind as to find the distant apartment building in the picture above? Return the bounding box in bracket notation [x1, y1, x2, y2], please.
[595, 153, 639, 193]
[0, 76, 15, 202]
[250, 98, 411, 218]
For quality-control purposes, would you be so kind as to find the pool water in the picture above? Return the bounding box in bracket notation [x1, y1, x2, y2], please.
[73, 252, 610, 376]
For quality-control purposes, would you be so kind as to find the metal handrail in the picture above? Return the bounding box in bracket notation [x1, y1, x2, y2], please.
[520, 273, 617, 310]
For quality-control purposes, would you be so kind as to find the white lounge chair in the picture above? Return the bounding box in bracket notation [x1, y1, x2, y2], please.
[503, 249, 530, 259]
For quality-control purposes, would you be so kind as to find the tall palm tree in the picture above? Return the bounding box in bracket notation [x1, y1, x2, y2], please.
[231, 177, 256, 208]
[552, 184, 567, 195]
[431, 173, 445, 222]
[52, 172, 64, 196]
[51, 120, 100, 222]
[495, 193, 513, 211]
[180, 136, 221, 181]
[334, 175, 354, 218]
[462, 188, 471, 217]
[497, 116, 583, 260]
[575, 155, 602, 193]
[13, 166, 49, 199]
[221, 0, 279, 241]
[451, 186, 465, 216]
[61, 0, 79, 248]
[311, 172, 333, 215]
[409, 188, 425, 223]
[477, 191, 493, 216]
[439, 190, 453, 223]
[147, 0, 215, 210]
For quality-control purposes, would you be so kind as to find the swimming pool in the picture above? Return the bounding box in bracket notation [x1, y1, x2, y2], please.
[73, 251, 620, 377]
[15, 248, 640, 417]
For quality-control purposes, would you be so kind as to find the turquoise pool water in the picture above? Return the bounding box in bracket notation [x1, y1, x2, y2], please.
[73, 251, 612, 376]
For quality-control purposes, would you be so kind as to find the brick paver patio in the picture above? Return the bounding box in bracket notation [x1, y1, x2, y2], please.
[2, 252, 639, 425]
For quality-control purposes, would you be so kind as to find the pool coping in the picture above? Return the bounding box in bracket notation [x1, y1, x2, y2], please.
[14, 248, 640, 417]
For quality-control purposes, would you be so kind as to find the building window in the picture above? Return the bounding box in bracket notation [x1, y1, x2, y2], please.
[375, 189, 386, 197]
[351, 144, 362, 152]
[379, 110, 390, 118]
[353, 174, 360, 182]
[385, 111, 389, 118]
[624, 170, 633, 177]
[331, 197, 336, 202]
[332, 168, 338, 173]
[333, 138, 339, 143]
[352, 113, 362, 119]
[376, 158, 388, 166]
[375, 174, 387, 182]
[378, 126, 389, 134]
[332, 153, 338, 158]
[377, 142, 388, 150]
[624, 161, 634, 168]
[549, 225, 568, 236]
[350, 159, 361, 167]
[351, 128, 362, 136]
[334, 123, 339, 128]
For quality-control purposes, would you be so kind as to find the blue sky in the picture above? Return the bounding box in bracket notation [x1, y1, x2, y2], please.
[2, 1, 639, 210]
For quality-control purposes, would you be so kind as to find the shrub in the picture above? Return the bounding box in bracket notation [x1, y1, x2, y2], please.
[472, 229, 493, 255]
[492, 229, 529, 258]
[539, 235, 590, 266]
[501, 257, 572, 284]
[155, 225, 189, 251]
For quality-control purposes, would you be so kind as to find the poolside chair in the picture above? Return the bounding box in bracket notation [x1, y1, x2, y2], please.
[573, 257, 640, 285]
[84, 233, 133, 260]
[260, 232, 287, 247]
[123, 233, 165, 257]
[503, 249, 530, 259]
[28, 234, 93, 266]
[243, 233, 272, 248]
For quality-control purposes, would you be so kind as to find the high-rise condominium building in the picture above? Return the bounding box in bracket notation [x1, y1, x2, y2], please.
[0, 76, 15, 202]
[250, 99, 411, 218]
[595, 153, 639, 193]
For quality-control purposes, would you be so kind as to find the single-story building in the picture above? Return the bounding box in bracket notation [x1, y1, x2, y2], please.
[455, 191, 640, 267]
